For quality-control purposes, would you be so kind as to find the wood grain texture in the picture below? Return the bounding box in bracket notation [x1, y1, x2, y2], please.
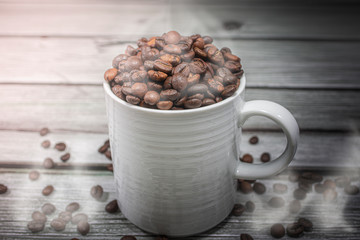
[0, 169, 359, 239]
[1, 37, 360, 89]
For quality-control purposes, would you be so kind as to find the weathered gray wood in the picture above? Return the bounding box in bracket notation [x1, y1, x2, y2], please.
[0, 169, 359, 239]
[0, 85, 359, 132]
[0, 130, 359, 168]
[1, 37, 360, 89]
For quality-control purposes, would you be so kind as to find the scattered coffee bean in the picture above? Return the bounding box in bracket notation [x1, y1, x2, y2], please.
[39, 127, 49, 136]
[241, 154, 253, 163]
[345, 185, 359, 195]
[98, 144, 108, 154]
[105, 150, 112, 160]
[29, 170, 40, 181]
[66, 202, 80, 213]
[268, 197, 285, 208]
[59, 211, 72, 223]
[293, 188, 307, 200]
[314, 183, 326, 194]
[245, 201, 255, 212]
[77, 220, 90, 236]
[51, 218, 66, 231]
[60, 153, 70, 162]
[288, 172, 299, 182]
[105, 199, 119, 213]
[54, 142, 66, 151]
[71, 213, 88, 225]
[240, 233, 253, 240]
[271, 223, 285, 238]
[27, 221, 45, 233]
[32, 211, 47, 223]
[253, 182, 266, 194]
[286, 222, 304, 238]
[41, 140, 51, 148]
[323, 188, 337, 202]
[238, 180, 253, 194]
[121, 236, 137, 240]
[298, 217, 313, 232]
[42, 203, 56, 215]
[289, 200, 301, 214]
[300, 172, 323, 184]
[298, 182, 312, 193]
[232, 203, 245, 216]
[107, 164, 113, 172]
[249, 136, 258, 144]
[273, 183, 288, 194]
[42, 185, 54, 196]
[43, 157, 55, 169]
[0, 184, 8, 194]
[91, 185, 104, 200]
[335, 176, 350, 188]
[260, 152, 271, 163]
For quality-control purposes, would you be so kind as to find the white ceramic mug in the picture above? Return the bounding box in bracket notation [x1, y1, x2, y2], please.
[103, 74, 299, 237]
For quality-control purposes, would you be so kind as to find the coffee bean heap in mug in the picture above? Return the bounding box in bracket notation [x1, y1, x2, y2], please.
[104, 31, 243, 110]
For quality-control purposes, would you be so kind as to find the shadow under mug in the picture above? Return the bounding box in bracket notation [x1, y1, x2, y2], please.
[103, 74, 299, 237]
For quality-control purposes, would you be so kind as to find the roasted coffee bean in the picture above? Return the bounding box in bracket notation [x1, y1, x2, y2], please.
[148, 70, 168, 82]
[154, 59, 173, 74]
[66, 202, 80, 213]
[42, 185, 54, 196]
[59, 211, 72, 223]
[189, 58, 207, 74]
[147, 81, 162, 92]
[273, 183, 288, 194]
[42, 203, 56, 215]
[187, 93, 204, 100]
[77, 221, 90, 236]
[240, 233, 253, 240]
[335, 176, 350, 188]
[314, 183, 326, 193]
[126, 95, 141, 105]
[55, 142, 66, 151]
[41, 140, 51, 148]
[238, 180, 253, 194]
[60, 153, 70, 162]
[160, 89, 180, 101]
[286, 222, 304, 238]
[187, 73, 200, 87]
[174, 95, 187, 107]
[27, 221, 45, 233]
[224, 52, 240, 62]
[71, 213, 88, 225]
[121, 236, 137, 240]
[245, 201, 255, 212]
[181, 50, 195, 62]
[300, 172, 323, 184]
[43, 157, 55, 169]
[143, 91, 160, 105]
[159, 54, 181, 66]
[91, 185, 104, 200]
[105, 200, 119, 213]
[29, 170, 40, 181]
[126, 56, 142, 71]
[155, 38, 166, 49]
[112, 85, 126, 100]
[147, 37, 156, 47]
[39, 127, 49, 136]
[157, 101, 173, 110]
[289, 172, 300, 182]
[125, 45, 137, 56]
[261, 152, 271, 163]
[104, 68, 118, 82]
[271, 223, 285, 238]
[268, 197, 285, 208]
[194, 47, 207, 59]
[289, 199, 301, 214]
[164, 31, 181, 44]
[232, 203, 245, 216]
[323, 188, 337, 202]
[293, 188, 307, 200]
[249, 136, 258, 144]
[193, 38, 205, 49]
[208, 48, 225, 66]
[131, 83, 148, 98]
[0, 184, 8, 194]
[105, 150, 112, 160]
[131, 70, 147, 82]
[345, 185, 359, 195]
[107, 164, 113, 172]
[173, 62, 190, 76]
[241, 154, 253, 163]
[253, 182, 266, 194]
[216, 67, 232, 78]
[203, 36, 213, 44]
[163, 44, 182, 55]
[298, 218, 313, 232]
[202, 98, 216, 106]
[143, 60, 155, 71]
[323, 179, 336, 189]
[141, 47, 160, 61]
[224, 61, 242, 72]
[32, 211, 47, 223]
[207, 78, 224, 94]
[223, 74, 237, 86]
[221, 84, 237, 98]
[98, 142, 109, 154]
[298, 182, 312, 193]
[112, 54, 128, 69]
[184, 99, 202, 109]
[51, 218, 66, 231]
[172, 73, 188, 92]
[187, 84, 208, 95]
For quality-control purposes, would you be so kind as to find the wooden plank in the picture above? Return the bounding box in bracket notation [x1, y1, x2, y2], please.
[1, 37, 360, 88]
[0, 1, 359, 40]
[0, 130, 359, 169]
[0, 85, 359, 132]
[0, 169, 359, 239]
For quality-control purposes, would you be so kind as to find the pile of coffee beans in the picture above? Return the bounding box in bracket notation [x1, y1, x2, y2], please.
[104, 31, 243, 110]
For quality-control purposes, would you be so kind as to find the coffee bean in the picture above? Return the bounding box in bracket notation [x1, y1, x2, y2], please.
[298, 182, 312, 193]
[55, 142, 66, 151]
[241, 154, 253, 163]
[59, 211, 72, 223]
[42, 203, 56, 215]
[0, 184, 8, 194]
[32, 211, 47, 223]
[144, 91, 160, 105]
[238, 180, 253, 194]
[60, 153, 70, 162]
[293, 188, 307, 200]
[148, 70, 168, 82]
[29, 170, 40, 181]
[126, 95, 141, 105]
[43, 157, 55, 169]
[268, 197, 285, 208]
[208, 48, 225, 66]
[184, 99, 202, 109]
[221, 84, 237, 98]
[181, 50, 195, 62]
[154, 59, 173, 74]
[323, 188, 337, 202]
[288, 172, 300, 182]
[202, 98, 216, 106]
[224, 52, 240, 62]
[27, 221, 45, 233]
[41, 140, 51, 148]
[224, 61, 242, 72]
[121, 236, 137, 240]
[163, 44, 182, 55]
[77, 221, 90, 236]
[289, 199, 301, 214]
[245, 201, 255, 212]
[314, 183, 326, 194]
[345, 185, 359, 195]
[187, 93, 204, 101]
[286, 223, 304, 238]
[66, 202, 80, 213]
[172, 73, 188, 92]
[259, 152, 271, 163]
[335, 176, 350, 188]
[131, 70, 147, 82]
[189, 58, 207, 74]
[42, 185, 54, 196]
[298, 218, 313, 232]
[273, 183, 288, 194]
[107, 164, 113, 172]
[91, 185, 104, 200]
[173, 62, 190, 76]
[160, 89, 180, 101]
[323, 179, 336, 189]
[71, 213, 88, 225]
[104, 68, 118, 82]
[164, 31, 181, 44]
[112, 54, 128, 68]
[126, 56, 142, 71]
[106, 199, 119, 213]
[157, 101, 173, 110]
[131, 82, 148, 98]
[232, 203, 245, 216]
[51, 218, 66, 231]
[300, 172, 323, 184]
[248, 136, 258, 144]
[39, 127, 49, 136]
[159, 54, 181, 66]
[105, 150, 112, 160]
[240, 233, 253, 240]
[271, 223, 285, 238]
[253, 182, 266, 194]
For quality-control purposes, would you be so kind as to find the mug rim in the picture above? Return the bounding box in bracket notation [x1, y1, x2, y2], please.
[103, 73, 246, 115]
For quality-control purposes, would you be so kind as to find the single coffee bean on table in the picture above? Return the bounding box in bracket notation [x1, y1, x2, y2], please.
[249, 136, 258, 144]
[293, 188, 307, 200]
[273, 183, 288, 194]
[253, 182, 266, 194]
[105, 199, 119, 213]
[107, 164, 114, 172]
[238, 180, 253, 194]
[41, 140, 51, 148]
[314, 183, 326, 194]
[232, 203, 245, 216]
[105, 150, 112, 160]
[240, 233, 253, 240]
[241, 154, 253, 163]
[66, 202, 80, 213]
[286, 222, 304, 238]
[71, 213, 88, 225]
[43, 157, 55, 169]
[32, 211, 47, 223]
[54, 142, 66, 151]
[60, 153, 70, 162]
[245, 201, 255, 212]
[39, 127, 49, 136]
[298, 181, 312, 193]
[289, 199, 301, 214]
[42, 185, 54, 196]
[0, 184, 7, 194]
[59, 211, 72, 223]
[29, 170, 40, 181]
[77, 220, 90, 236]
[51, 218, 66, 231]
[27, 221, 45, 233]
[90, 185, 104, 200]
[298, 217, 313, 232]
[42, 203, 56, 215]
[345, 185, 359, 195]
[260, 152, 271, 163]
[268, 197, 285, 208]
[270, 223, 285, 238]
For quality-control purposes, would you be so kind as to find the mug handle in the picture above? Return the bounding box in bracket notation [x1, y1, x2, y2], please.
[235, 100, 300, 179]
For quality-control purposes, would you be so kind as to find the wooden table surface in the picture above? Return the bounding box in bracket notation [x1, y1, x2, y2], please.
[0, 0, 360, 239]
